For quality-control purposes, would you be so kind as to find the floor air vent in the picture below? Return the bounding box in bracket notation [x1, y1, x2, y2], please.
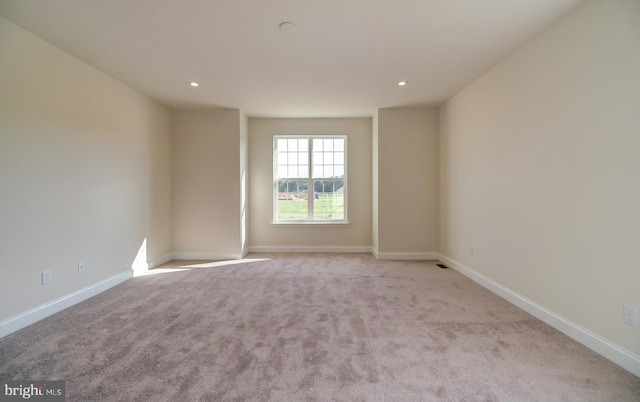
[436, 264, 448, 269]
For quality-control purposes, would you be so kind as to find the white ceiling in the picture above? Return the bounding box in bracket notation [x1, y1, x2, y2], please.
[0, 0, 583, 117]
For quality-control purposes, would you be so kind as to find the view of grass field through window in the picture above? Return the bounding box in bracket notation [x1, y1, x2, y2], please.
[274, 137, 346, 222]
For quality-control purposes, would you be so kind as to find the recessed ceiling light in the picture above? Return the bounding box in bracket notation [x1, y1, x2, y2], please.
[189, 81, 199, 87]
[398, 80, 408, 86]
[279, 22, 296, 33]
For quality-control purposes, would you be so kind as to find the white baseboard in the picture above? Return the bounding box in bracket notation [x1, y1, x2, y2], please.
[148, 253, 173, 269]
[247, 247, 437, 260]
[241, 247, 251, 258]
[376, 252, 439, 260]
[372, 247, 380, 259]
[438, 254, 640, 378]
[0, 271, 132, 339]
[171, 252, 244, 261]
[249, 245, 372, 254]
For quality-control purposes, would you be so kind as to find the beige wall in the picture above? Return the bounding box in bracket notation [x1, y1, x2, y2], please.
[377, 108, 439, 257]
[0, 16, 172, 321]
[439, 0, 640, 356]
[171, 109, 243, 258]
[249, 118, 372, 249]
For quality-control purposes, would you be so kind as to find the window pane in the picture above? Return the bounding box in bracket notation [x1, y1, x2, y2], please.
[312, 166, 322, 178]
[278, 180, 308, 193]
[313, 152, 323, 166]
[299, 165, 309, 178]
[334, 166, 344, 177]
[288, 139, 298, 151]
[299, 139, 308, 152]
[276, 180, 308, 221]
[277, 166, 287, 178]
[334, 152, 344, 165]
[299, 152, 308, 165]
[313, 138, 323, 152]
[324, 152, 334, 165]
[277, 152, 287, 165]
[288, 166, 298, 178]
[289, 152, 298, 165]
[313, 180, 345, 220]
[324, 139, 334, 151]
[324, 166, 334, 177]
[334, 139, 344, 152]
[277, 139, 288, 152]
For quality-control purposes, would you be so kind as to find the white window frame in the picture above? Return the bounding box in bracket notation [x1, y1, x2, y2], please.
[273, 135, 348, 224]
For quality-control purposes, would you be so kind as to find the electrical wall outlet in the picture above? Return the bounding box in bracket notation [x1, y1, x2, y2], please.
[623, 305, 637, 327]
[42, 270, 51, 285]
[78, 261, 85, 273]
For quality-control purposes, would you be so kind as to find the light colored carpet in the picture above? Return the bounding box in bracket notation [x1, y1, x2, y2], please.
[1, 253, 638, 401]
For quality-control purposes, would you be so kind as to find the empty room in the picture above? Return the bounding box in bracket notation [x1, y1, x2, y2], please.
[1, 0, 638, 400]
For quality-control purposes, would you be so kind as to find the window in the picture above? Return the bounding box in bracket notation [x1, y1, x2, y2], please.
[273, 136, 347, 223]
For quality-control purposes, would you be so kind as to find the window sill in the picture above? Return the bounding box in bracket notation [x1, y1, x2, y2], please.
[272, 221, 350, 227]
